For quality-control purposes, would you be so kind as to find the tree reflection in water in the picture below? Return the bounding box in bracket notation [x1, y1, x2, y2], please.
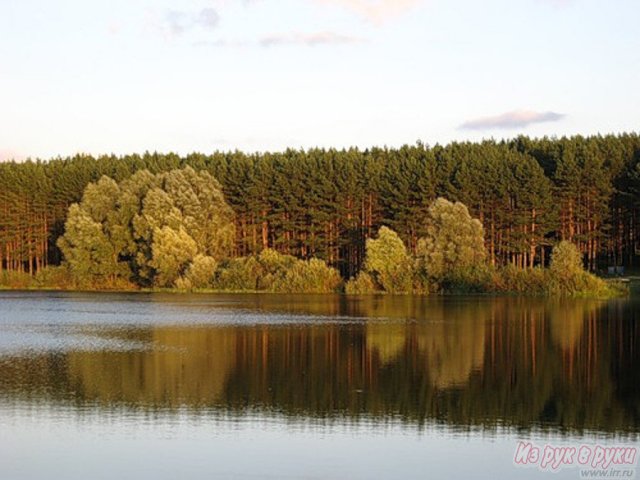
[0, 295, 638, 436]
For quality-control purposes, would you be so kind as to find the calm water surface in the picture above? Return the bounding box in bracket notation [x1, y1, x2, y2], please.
[0, 292, 638, 479]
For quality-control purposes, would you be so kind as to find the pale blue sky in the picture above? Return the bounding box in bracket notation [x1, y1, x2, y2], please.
[0, 0, 638, 160]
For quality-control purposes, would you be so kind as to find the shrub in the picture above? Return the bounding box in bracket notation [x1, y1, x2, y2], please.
[272, 258, 342, 293]
[214, 256, 263, 291]
[174, 277, 193, 291]
[33, 266, 77, 290]
[546, 241, 614, 297]
[1, 266, 136, 291]
[213, 250, 341, 294]
[549, 241, 584, 284]
[495, 264, 547, 295]
[485, 242, 624, 298]
[345, 272, 378, 294]
[443, 264, 495, 294]
[183, 255, 218, 289]
[0, 270, 33, 289]
[258, 248, 297, 274]
[256, 249, 297, 290]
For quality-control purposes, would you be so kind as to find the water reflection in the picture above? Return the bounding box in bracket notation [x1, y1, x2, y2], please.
[0, 293, 638, 436]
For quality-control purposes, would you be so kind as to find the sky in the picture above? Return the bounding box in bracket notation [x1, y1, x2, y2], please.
[0, 0, 638, 160]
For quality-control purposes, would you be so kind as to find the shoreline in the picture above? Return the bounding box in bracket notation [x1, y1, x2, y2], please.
[0, 284, 630, 299]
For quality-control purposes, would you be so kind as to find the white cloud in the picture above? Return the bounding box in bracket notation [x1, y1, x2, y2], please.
[164, 8, 220, 36]
[194, 39, 250, 48]
[315, 0, 424, 24]
[460, 110, 566, 130]
[536, 0, 573, 7]
[194, 31, 363, 48]
[260, 31, 364, 47]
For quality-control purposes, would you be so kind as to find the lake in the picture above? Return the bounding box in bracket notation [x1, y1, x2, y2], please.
[0, 292, 638, 479]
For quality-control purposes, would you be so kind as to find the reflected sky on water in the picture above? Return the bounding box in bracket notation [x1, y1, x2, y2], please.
[0, 292, 638, 479]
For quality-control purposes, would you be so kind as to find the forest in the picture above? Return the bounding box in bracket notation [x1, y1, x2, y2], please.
[1, 133, 639, 291]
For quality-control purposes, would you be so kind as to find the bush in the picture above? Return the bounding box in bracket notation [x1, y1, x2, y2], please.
[272, 258, 342, 293]
[1, 266, 136, 291]
[256, 249, 297, 290]
[0, 270, 33, 289]
[495, 264, 547, 295]
[33, 266, 76, 290]
[258, 248, 297, 274]
[411, 274, 437, 295]
[345, 272, 379, 294]
[182, 255, 218, 289]
[214, 256, 263, 291]
[174, 277, 193, 291]
[549, 241, 583, 285]
[213, 250, 341, 294]
[443, 264, 496, 294]
[546, 241, 615, 297]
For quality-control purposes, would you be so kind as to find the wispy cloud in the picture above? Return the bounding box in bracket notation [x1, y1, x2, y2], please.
[194, 39, 250, 48]
[536, 0, 573, 7]
[195, 31, 364, 48]
[315, 0, 424, 24]
[107, 22, 122, 36]
[164, 8, 220, 36]
[460, 110, 566, 130]
[162, 0, 420, 41]
[260, 31, 364, 47]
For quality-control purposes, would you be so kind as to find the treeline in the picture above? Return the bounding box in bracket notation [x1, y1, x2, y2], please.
[1, 133, 640, 276]
[18, 166, 617, 296]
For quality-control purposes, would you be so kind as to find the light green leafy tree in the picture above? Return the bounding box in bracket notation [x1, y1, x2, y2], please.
[547, 241, 592, 295]
[214, 256, 263, 291]
[344, 271, 377, 294]
[180, 254, 218, 290]
[213, 249, 341, 293]
[415, 198, 486, 283]
[254, 248, 297, 290]
[550, 241, 583, 279]
[163, 167, 235, 259]
[59, 167, 235, 288]
[363, 226, 413, 293]
[540, 241, 617, 297]
[272, 258, 342, 293]
[57, 177, 130, 286]
[149, 226, 198, 287]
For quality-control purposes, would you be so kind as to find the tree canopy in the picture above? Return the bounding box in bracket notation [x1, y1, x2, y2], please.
[57, 167, 235, 287]
[2, 133, 640, 281]
[415, 198, 486, 281]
